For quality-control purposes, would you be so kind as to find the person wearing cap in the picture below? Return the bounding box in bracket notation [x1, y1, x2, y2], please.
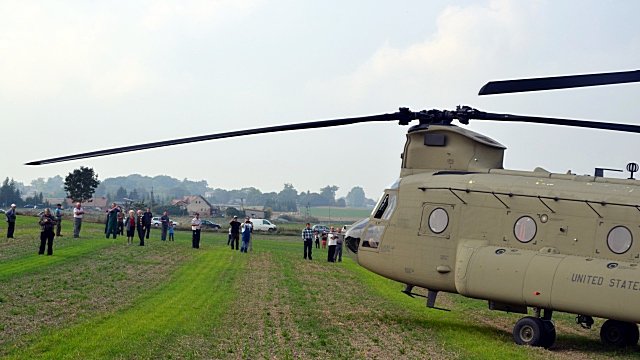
[6, 204, 17, 238]
[229, 215, 241, 250]
[191, 212, 202, 249]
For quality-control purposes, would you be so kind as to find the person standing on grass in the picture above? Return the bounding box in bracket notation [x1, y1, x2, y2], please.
[38, 208, 57, 255]
[191, 212, 202, 249]
[117, 209, 124, 236]
[302, 223, 314, 260]
[54, 203, 63, 237]
[125, 210, 135, 245]
[160, 210, 170, 241]
[327, 226, 337, 262]
[136, 209, 146, 246]
[334, 227, 344, 262]
[168, 221, 175, 241]
[321, 231, 327, 249]
[142, 207, 153, 239]
[240, 217, 252, 253]
[229, 215, 241, 250]
[314, 230, 320, 249]
[105, 203, 120, 239]
[72, 202, 84, 238]
[6, 203, 17, 238]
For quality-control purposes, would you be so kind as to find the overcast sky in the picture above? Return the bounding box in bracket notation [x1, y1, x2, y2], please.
[1, 0, 639, 199]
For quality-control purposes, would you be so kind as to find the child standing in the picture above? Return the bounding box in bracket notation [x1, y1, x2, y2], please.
[168, 221, 175, 241]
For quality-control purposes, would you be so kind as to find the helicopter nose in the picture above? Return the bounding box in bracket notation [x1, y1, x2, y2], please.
[344, 217, 370, 264]
[345, 236, 360, 263]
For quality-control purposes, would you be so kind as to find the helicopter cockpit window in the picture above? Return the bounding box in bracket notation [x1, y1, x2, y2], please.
[428, 208, 449, 234]
[607, 226, 633, 254]
[514, 216, 536, 243]
[362, 225, 385, 249]
[373, 194, 389, 219]
[381, 193, 397, 221]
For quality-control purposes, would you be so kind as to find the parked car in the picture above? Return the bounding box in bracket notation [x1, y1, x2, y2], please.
[201, 219, 221, 229]
[312, 224, 330, 234]
[151, 216, 179, 227]
[251, 219, 277, 232]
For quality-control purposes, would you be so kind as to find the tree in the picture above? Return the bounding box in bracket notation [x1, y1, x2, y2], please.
[64, 167, 100, 203]
[225, 206, 245, 218]
[345, 186, 366, 208]
[0, 178, 22, 207]
[319, 185, 339, 206]
[115, 186, 128, 201]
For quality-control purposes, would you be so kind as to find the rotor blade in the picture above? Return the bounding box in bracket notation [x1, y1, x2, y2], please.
[471, 110, 640, 133]
[26, 112, 407, 165]
[478, 69, 640, 95]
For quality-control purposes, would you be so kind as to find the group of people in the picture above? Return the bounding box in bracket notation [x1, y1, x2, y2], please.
[104, 203, 161, 246]
[301, 224, 344, 262]
[8, 204, 347, 261]
[227, 215, 254, 253]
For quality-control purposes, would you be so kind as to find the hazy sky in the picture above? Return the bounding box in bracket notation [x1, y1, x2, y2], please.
[2, 0, 639, 199]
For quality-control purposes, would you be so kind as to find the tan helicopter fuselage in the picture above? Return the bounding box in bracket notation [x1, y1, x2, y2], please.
[354, 125, 640, 324]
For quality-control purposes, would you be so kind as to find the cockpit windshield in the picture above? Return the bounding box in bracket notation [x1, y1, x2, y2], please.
[372, 191, 397, 220]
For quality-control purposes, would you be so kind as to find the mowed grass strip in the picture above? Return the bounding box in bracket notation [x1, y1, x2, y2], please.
[0, 216, 113, 263]
[5, 236, 244, 359]
[0, 231, 196, 352]
[0, 239, 114, 280]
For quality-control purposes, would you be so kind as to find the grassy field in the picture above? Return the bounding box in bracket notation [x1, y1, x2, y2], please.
[1, 216, 638, 359]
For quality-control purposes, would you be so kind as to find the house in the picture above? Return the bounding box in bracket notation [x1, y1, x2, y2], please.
[172, 195, 219, 216]
[244, 206, 266, 219]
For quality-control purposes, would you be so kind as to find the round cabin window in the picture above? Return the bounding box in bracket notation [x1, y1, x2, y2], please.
[514, 216, 536, 243]
[607, 226, 633, 254]
[429, 208, 449, 234]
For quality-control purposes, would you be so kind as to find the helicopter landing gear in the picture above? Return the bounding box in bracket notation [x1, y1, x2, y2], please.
[600, 319, 639, 347]
[512, 309, 555, 348]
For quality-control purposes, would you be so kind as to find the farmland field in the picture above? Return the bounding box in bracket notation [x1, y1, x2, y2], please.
[308, 207, 371, 221]
[0, 216, 638, 359]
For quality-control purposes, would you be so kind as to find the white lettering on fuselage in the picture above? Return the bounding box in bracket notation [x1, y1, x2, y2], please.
[570, 273, 640, 292]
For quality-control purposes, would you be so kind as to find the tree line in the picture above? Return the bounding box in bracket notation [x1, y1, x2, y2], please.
[3, 171, 375, 211]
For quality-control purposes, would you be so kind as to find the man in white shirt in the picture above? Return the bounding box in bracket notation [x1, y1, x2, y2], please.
[327, 226, 337, 262]
[73, 202, 84, 238]
[191, 212, 202, 249]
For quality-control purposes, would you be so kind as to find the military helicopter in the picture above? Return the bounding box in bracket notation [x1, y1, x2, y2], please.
[28, 69, 640, 349]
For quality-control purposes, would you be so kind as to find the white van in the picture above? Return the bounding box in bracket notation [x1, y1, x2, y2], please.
[250, 219, 277, 232]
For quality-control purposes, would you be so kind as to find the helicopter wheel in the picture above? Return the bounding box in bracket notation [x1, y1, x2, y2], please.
[540, 320, 556, 348]
[600, 319, 639, 347]
[513, 317, 548, 347]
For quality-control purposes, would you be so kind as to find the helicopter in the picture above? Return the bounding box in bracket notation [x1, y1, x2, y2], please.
[27, 69, 640, 349]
